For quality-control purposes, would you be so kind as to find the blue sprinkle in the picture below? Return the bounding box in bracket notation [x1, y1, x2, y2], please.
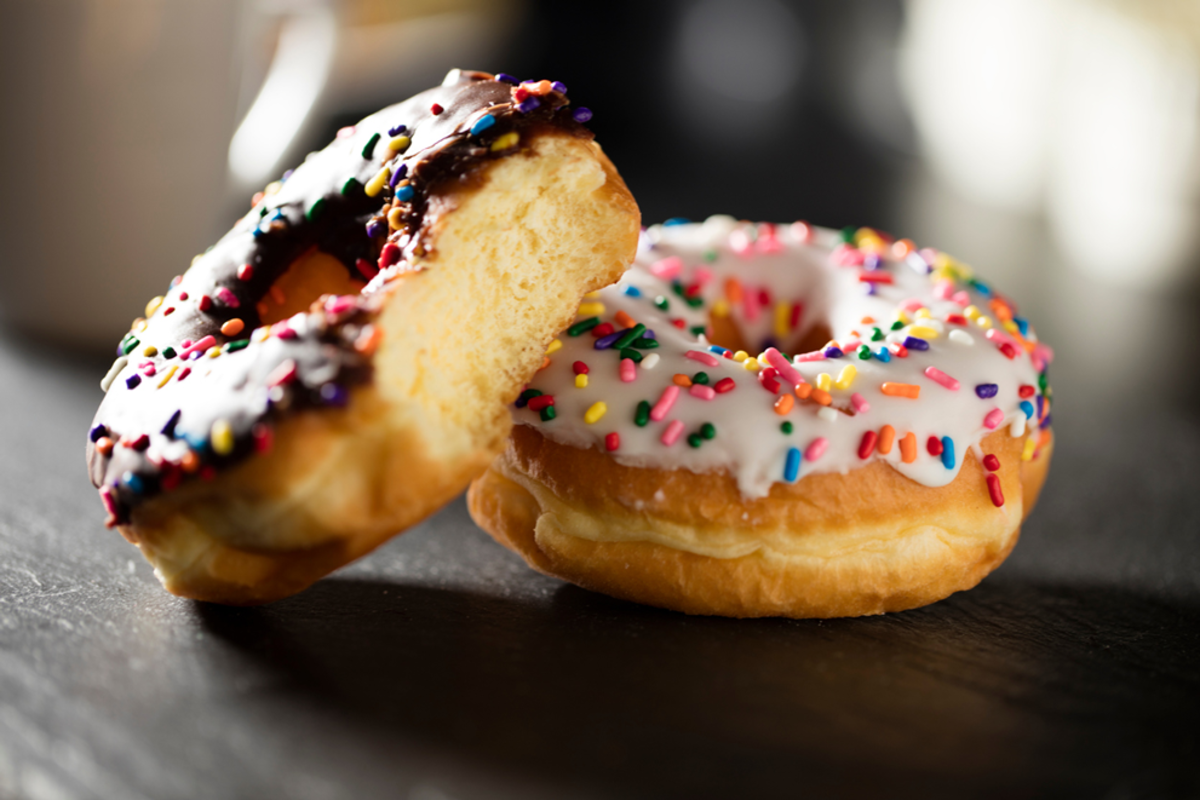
[183, 433, 207, 451]
[708, 345, 730, 356]
[823, 346, 844, 359]
[875, 346, 892, 363]
[252, 227, 266, 239]
[495, 73, 518, 84]
[1020, 400, 1035, 419]
[517, 97, 541, 113]
[784, 448, 802, 483]
[940, 437, 955, 469]
[663, 217, 690, 227]
[551, 81, 567, 93]
[470, 114, 496, 135]
[161, 409, 181, 437]
[89, 424, 108, 442]
[904, 336, 930, 351]
[389, 163, 408, 188]
[594, 330, 624, 350]
[571, 107, 592, 123]
[1014, 316, 1029, 336]
[121, 471, 145, 494]
[269, 208, 286, 222]
[125, 374, 141, 390]
[975, 383, 999, 399]
[623, 285, 642, 297]
[970, 279, 993, 297]
[387, 123, 407, 137]
[395, 185, 415, 202]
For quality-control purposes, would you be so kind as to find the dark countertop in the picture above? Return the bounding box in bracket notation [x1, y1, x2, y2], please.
[2, 266, 1199, 799]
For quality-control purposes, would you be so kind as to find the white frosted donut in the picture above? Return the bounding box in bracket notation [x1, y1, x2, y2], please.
[469, 216, 1055, 618]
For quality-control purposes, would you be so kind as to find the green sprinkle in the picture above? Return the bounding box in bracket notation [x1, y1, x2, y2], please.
[781, 421, 794, 434]
[703, 248, 718, 263]
[700, 422, 716, 439]
[687, 433, 703, 448]
[689, 325, 706, 337]
[259, 206, 269, 217]
[305, 198, 327, 222]
[654, 296, 670, 311]
[613, 323, 646, 350]
[871, 327, 884, 341]
[671, 282, 686, 298]
[692, 372, 709, 385]
[121, 338, 140, 355]
[567, 317, 600, 336]
[635, 400, 651, 427]
[362, 132, 381, 159]
[1038, 371, 1049, 393]
[161, 347, 176, 360]
[226, 339, 250, 352]
[619, 347, 643, 363]
[540, 406, 556, 422]
[518, 389, 543, 404]
[857, 345, 872, 360]
[632, 337, 659, 349]
[891, 320, 905, 331]
[685, 295, 705, 309]
[341, 177, 362, 195]
[841, 225, 857, 244]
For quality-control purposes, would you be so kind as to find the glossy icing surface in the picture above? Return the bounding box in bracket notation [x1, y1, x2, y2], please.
[515, 217, 1053, 498]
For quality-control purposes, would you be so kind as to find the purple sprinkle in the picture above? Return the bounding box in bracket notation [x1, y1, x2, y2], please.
[387, 123, 407, 137]
[89, 424, 108, 442]
[863, 253, 882, 271]
[862, 282, 877, 296]
[282, 169, 294, 181]
[162, 409, 181, 437]
[516, 97, 541, 113]
[823, 346, 844, 359]
[495, 73, 518, 84]
[551, 81, 567, 93]
[1042, 413, 1052, 428]
[594, 330, 624, 350]
[975, 383, 999, 399]
[366, 220, 386, 239]
[572, 107, 593, 123]
[642, 329, 656, 340]
[903, 336, 930, 351]
[125, 374, 141, 389]
[1037, 395, 1045, 417]
[319, 383, 348, 406]
[389, 162, 408, 188]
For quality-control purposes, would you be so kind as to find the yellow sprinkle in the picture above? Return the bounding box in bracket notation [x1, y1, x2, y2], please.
[365, 166, 391, 197]
[207, 346, 221, 359]
[742, 358, 760, 372]
[264, 180, 282, 195]
[575, 374, 588, 388]
[835, 364, 857, 390]
[1022, 436, 1037, 461]
[211, 419, 234, 456]
[712, 299, 731, 318]
[386, 135, 411, 153]
[915, 308, 932, 319]
[577, 302, 605, 317]
[964, 305, 981, 320]
[584, 401, 607, 424]
[1003, 320, 1019, 334]
[252, 327, 270, 342]
[145, 296, 164, 317]
[977, 316, 993, 329]
[387, 207, 404, 229]
[773, 302, 790, 339]
[546, 338, 562, 355]
[583, 291, 601, 299]
[490, 131, 520, 152]
[142, 345, 158, 357]
[758, 352, 771, 367]
[191, 254, 203, 266]
[816, 373, 832, 391]
[156, 364, 178, 388]
[907, 325, 940, 339]
[856, 231, 886, 253]
[733, 350, 749, 362]
[895, 310, 911, 324]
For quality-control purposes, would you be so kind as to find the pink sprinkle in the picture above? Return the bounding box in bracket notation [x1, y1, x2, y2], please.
[276, 328, 298, 340]
[1032, 343, 1054, 367]
[794, 350, 826, 363]
[693, 267, 714, 285]
[650, 385, 680, 421]
[266, 359, 298, 388]
[729, 229, 753, 256]
[141, 364, 156, 377]
[764, 347, 803, 387]
[661, 420, 685, 446]
[325, 295, 357, 315]
[689, 384, 716, 400]
[619, 358, 636, 383]
[900, 298, 926, 313]
[804, 437, 829, 462]
[850, 392, 870, 414]
[984, 408, 1005, 429]
[924, 366, 960, 390]
[933, 281, 955, 300]
[755, 234, 783, 254]
[181, 335, 215, 356]
[742, 288, 760, 321]
[99, 486, 118, 516]
[919, 247, 938, 264]
[831, 244, 864, 267]
[650, 256, 683, 280]
[952, 290, 971, 306]
[985, 328, 1016, 347]
[337, 125, 356, 138]
[685, 350, 720, 367]
[214, 287, 240, 308]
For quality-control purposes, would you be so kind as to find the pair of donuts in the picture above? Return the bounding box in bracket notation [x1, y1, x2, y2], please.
[87, 70, 639, 604]
[468, 217, 1054, 618]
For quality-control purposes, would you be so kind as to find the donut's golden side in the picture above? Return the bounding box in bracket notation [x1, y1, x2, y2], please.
[468, 426, 1053, 618]
[121, 132, 640, 604]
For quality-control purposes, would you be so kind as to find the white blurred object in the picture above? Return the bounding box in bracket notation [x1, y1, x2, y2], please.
[901, 0, 1200, 287]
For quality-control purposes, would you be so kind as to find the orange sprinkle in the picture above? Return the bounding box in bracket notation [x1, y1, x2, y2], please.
[861, 316, 875, 324]
[354, 325, 382, 355]
[269, 285, 286, 304]
[672, 373, 693, 387]
[538, 356, 550, 370]
[899, 432, 917, 463]
[989, 298, 1013, 322]
[811, 389, 832, 406]
[881, 382, 921, 399]
[774, 394, 794, 415]
[724, 277, 743, 304]
[614, 310, 637, 329]
[877, 424, 895, 455]
[892, 238, 915, 258]
[95, 437, 114, 457]
[220, 318, 245, 337]
[256, 301, 270, 318]
[795, 383, 813, 400]
[524, 79, 553, 95]
[181, 451, 200, 473]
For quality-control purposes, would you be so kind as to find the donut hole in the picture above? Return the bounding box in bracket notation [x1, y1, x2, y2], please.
[707, 306, 833, 357]
[256, 248, 366, 326]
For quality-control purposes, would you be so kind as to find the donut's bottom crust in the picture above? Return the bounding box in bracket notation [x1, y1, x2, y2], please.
[468, 426, 1053, 618]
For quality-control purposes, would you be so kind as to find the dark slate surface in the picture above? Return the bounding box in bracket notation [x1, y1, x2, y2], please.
[2, 288, 1199, 800]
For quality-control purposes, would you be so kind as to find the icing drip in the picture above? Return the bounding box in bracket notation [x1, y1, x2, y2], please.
[515, 216, 1053, 498]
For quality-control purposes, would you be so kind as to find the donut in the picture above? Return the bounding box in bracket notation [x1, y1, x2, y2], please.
[468, 217, 1054, 618]
[86, 69, 640, 605]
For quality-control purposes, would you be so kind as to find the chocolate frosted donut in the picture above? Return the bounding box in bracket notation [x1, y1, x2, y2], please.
[86, 69, 640, 604]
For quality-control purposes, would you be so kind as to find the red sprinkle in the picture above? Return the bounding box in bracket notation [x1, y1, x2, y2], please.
[177, 367, 191, 382]
[430, 103, 444, 115]
[237, 263, 254, 281]
[927, 436, 943, 456]
[379, 243, 402, 268]
[266, 359, 298, 388]
[527, 395, 555, 412]
[986, 473, 1005, 507]
[356, 258, 379, 280]
[572, 361, 589, 375]
[999, 342, 1018, 359]
[127, 434, 150, 452]
[946, 313, 968, 326]
[178, 292, 188, 301]
[714, 377, 736, 393]
[1018, 384, 1036, 398]
[252, 423, 273, 453]
[758, 367, 781, 394]
[892, 343, 909, 358]
[983, 454, 1001, 471]
[858, 430, 878, 459]
[605, 432, 620, 451]
[197, 294, 212, 312]
[591, 322, 615, 338]
[671, 318, 686, 329]
[858, 272, 894, 284]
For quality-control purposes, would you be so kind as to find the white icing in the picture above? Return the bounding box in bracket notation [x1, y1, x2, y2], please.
[515, 219, 1051, 498]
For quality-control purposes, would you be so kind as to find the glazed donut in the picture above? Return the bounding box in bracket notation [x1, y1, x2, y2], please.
[468, 217, 1054, 618]
[86, 69, 640, 605]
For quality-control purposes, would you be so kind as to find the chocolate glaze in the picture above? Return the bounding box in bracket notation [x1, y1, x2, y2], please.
[87, 69, 590, 526]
